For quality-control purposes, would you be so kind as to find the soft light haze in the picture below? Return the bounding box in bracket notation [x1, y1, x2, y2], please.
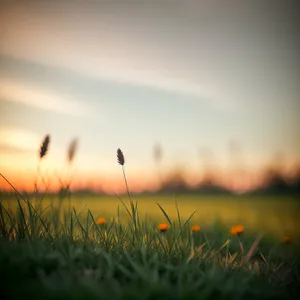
[0, 0, 299, 193]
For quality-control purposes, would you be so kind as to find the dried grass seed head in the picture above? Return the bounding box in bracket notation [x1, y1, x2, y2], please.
[117, 148, 125, 165]
[68, 138, 78, 163]
[39, 134, 50, 159]
[154, 143, 162, 163]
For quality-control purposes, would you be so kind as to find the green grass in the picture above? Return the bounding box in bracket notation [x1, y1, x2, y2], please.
[4, 193, 300, 238]
[1, 189, 300, 300]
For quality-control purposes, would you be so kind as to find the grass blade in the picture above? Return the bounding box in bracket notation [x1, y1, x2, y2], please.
[156, 202, 172, 226]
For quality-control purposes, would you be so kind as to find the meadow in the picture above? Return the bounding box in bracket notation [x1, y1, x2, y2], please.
[64, 194, 300, 238]
[0, 145, 300, 300]
[1, 185, 300, 299]
[4, 193, 298, 238]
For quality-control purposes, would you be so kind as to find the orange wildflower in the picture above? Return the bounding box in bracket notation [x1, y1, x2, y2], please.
[192, 225, 201, 232]
[157, 223, 169, 232]
[282, 236, 292, 244]
[96, 217, 106, 225]
[230, 224, 244, 236]
[9, 231, 16, 240]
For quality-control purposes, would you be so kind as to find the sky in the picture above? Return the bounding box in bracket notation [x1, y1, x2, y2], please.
[0, 0, 299, 193]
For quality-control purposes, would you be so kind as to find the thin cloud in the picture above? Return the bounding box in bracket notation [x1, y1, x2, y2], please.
[0, 76, 92, 116]
[0, 1, 231, 111]
[0, 55, 218, 114]
[0, 144, 34, 154]
[0, 127, 40, 152]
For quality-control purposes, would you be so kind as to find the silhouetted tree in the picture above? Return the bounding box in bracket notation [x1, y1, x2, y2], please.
[291, 167, 300, 194]
[160, 169, 189, 193]
[261, 168, 290, 194]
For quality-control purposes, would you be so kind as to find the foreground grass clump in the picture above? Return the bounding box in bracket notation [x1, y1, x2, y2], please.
[0, 237, 294, 300]
[0, 193, 299, 300]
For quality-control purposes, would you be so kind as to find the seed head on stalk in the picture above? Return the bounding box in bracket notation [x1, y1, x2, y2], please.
[36, 134, 50, 193]
[117, 148, 125, 166]
[116, 148, 140, 241]
[39, 134, 50, 159]
[67, 138, 78, 164]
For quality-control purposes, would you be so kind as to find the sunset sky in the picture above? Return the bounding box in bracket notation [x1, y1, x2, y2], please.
[0, 0, 299, 193]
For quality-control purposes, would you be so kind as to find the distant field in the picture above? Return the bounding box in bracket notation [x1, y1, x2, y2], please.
[5, 193, 300, 238]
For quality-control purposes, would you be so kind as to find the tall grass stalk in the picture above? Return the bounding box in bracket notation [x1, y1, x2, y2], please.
[117, 148, 139, 241]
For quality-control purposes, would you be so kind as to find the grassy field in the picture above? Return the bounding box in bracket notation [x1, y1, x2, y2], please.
[1, 189, 300, 300]
[4, 193, 299, 238]
[75, 194, 300, 238]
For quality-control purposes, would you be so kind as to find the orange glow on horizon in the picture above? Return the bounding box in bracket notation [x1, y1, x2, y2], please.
[0, 170, 160, 194]
[0, 168, 267, 195]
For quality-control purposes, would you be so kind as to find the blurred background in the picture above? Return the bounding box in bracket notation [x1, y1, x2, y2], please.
[0, 0, 299, 197]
